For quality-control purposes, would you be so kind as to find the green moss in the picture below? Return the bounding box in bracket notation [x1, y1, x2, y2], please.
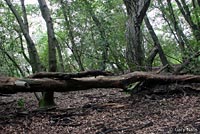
[39, 92, 56, 108]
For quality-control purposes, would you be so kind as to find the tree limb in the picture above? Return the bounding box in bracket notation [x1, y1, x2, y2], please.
[28, 70, 114, 79]
[0, 71, 200, 94]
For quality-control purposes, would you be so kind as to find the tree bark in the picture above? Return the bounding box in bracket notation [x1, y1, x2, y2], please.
[123, 0, 151, 71]
[166, 0, 186, 52]
[38, 0, 57, 72]
[55, 43, 65, 72]
[18, 32, 31, 66]
[38, 0, 58, 108]
[146, 47, 158, 71]
[20, 0, 29, 33]
[0, 71, 200, 94]
[144, 15, 169, 69]
[29, 70, 113, 79]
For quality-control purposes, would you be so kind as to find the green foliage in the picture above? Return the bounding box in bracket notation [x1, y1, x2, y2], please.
[1, 0, 199, 76]
[37, 34, 48, 70]
[17, 98, 25, 108]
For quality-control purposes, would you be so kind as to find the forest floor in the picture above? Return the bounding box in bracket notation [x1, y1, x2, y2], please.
[1, 88, 200, 134]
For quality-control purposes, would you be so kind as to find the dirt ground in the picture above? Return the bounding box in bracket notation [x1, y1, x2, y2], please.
[1, 88, 200, 134]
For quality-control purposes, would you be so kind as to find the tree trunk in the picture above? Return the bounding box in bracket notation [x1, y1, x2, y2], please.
[175, 0, 200, 41]
[5, 0, 42, 73]
[60, 0, 85, 71]
[146, 47, 158, 71]
[144, 15, 169, 70]
[20, 0, 29, 32]
[158, 0, 191, 60]
[166, 0, 185, 52]
[18, 32, 31, 67]
[0, 71, 200, 94]
[38, 0, 58, 108]
[123, 0, 151, 71]
[166, 0, 193, 59]
[55, 43, 65, 72]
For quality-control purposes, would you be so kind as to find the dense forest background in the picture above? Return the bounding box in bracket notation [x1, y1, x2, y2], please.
[0, 0, 199, 77]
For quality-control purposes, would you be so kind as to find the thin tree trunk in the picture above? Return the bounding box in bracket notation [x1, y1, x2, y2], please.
[166, 0, 186, 52]
[146, 47, 158, 71]
[38, 0, 57, 72]
[175, 0, 200, 41]
[38, 0, 58, 108]
[60, 0, 84, 71]
[144, 15, 169, 69]
[158, 0, 191, 58]
[159, 7, 180, 45]
[20, 0, 29, 32]
[18, 32, 31, 65]
[55, 43, 65, 72]
[5, 0, 42, 73]
[0, 46, 24, 76]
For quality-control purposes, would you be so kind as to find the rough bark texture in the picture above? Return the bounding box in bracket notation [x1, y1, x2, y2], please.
[123, 0, 151, 71]
[0, 71, 200, 94]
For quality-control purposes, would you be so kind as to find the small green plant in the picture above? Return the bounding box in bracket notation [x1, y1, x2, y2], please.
[124, 82, 141, 94]
[17, 98, 25, 109]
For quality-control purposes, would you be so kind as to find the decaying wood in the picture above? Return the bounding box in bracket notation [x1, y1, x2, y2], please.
[28, 70, 113, 79]
[0, 71, 200, 94]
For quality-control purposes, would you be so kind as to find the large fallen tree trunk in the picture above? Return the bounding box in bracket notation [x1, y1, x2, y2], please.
[0, 71, 200, 94]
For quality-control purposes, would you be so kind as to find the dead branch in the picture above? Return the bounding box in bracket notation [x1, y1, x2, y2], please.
[28, 70, 113, 79]
[0, 71, 200, 94]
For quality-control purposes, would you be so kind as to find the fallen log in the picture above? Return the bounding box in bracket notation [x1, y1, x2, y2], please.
[0, 71, 200, 94]
[28, 70, 113, 79]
